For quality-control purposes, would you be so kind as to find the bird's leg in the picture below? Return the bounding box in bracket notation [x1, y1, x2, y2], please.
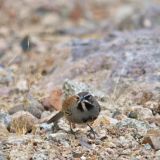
[87, 124, 97, 138]
[52, 121, 61, 132]
[69, 122, 76, 134]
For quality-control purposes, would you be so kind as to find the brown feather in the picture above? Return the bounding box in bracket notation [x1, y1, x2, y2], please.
[62, 95, 78, 110]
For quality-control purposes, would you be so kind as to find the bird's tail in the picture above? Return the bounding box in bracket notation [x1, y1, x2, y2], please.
[47, 111, 64, 124]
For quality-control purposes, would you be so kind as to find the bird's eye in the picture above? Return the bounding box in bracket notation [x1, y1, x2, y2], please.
[75, 96, 80, 101]
[84, 94, 92, 100]
[65, 110, 72, 116]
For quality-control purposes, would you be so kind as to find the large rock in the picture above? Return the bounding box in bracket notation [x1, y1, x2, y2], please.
[10, 111, 38, 134]
[116, 118, 152, 136]
[41, 88, 63, 111]
[63, 79, 105, 100]
[8, 99, 44, 119]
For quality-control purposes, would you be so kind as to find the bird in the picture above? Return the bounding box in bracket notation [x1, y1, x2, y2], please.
[47, 91, 101, 137]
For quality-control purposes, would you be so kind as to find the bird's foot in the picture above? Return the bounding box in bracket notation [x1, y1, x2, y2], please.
[87, 124, 98, 139]
[52, 122, 61, 132]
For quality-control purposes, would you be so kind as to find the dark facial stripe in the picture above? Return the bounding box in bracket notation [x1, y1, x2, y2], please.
[84, 101, 94, 111]
[77, 103, 84, 112]
[78, 92, 92, 102]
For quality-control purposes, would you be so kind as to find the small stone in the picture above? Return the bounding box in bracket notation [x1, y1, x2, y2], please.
[0, 111, 11, 128]
[80, 156, 87, 160]
[39, 123, 53, 132]
[128, 111, 138, 119]
[16, 79, 28, 92]
[131, 157, 139, 160]
[72, 152, 83, 158]
[112, 110, 122, 118]
[10, 111, 38, 134]
[143, 129, 160, 150]
[143, 18, 152, 28]
[106, 148, 115, 155]
[144, 143, 152, 150]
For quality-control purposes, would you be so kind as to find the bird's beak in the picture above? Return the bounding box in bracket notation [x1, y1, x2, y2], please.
[79, 96, 85, 102]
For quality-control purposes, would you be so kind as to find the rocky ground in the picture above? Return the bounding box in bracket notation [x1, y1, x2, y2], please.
[0, 0, 160, 159]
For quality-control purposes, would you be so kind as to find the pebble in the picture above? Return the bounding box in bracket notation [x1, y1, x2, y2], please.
[0, 112, 11, 128]
[39, 123, 53, 132]
[16, 79, 28, 92]
[142, 129, 160, 150]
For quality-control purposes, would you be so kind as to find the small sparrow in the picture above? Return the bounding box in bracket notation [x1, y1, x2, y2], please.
[47, 92, 101, 136]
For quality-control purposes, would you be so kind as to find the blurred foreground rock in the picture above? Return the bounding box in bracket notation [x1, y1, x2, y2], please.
[10, 111, 38, 134]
